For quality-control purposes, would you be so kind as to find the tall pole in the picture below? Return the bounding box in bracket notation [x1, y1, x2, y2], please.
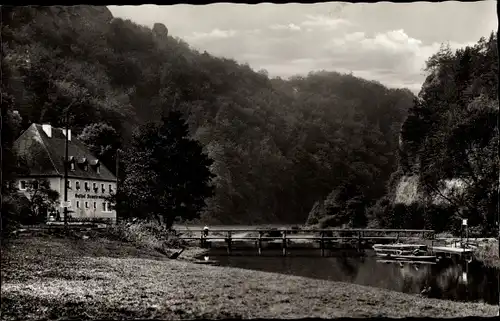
[115, 149, 119, 224]
[115, 148, 120, 223]
[115, 149, 119, 189]
[63, 108, 69, 230]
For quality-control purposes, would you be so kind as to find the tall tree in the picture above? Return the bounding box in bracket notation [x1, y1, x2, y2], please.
[78, 122, 121, 174]
[118, 111, 215, 227]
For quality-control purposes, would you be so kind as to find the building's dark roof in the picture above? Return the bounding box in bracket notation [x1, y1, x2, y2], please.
[14, 124, 116, 181]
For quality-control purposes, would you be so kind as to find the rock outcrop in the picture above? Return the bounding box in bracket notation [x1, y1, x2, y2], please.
[393, 175, 467, 206]
[152, 23, 169, 38]
[393, 175, 421, 205]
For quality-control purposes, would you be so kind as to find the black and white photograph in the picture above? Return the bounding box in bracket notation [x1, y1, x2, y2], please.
[1, 1, 499, 319]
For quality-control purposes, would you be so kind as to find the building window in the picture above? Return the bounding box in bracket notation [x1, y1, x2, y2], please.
[85, 201, 89, 208]
[101, 183, 105, 193]
[96, 165, 100, 174]
[93, 202, 97, 209]
[70, 162, 75, 171]
[32, 180, 39, 189]
[93, 182, 98, 192]
[19, 180, 26, 190]
[84, 164, 88, 171]
[109, 184, 113, 193]
[102, 202, 112, 212]
[84, 182, 90, 191]
[76, 181, 80, 190]
[76, 201, 80, 208]
[67, 180, 72, 189]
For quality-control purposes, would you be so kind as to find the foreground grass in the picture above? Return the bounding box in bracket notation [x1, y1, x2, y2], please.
[1, 235, 498, 319]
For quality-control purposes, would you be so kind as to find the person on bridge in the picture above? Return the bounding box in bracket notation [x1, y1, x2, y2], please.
[203, 226, 209, 237]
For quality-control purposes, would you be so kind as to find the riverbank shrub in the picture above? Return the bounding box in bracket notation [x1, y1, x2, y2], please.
[105, 220, 186, 253]
[1, 193, 32, 240]
[1, 197, 22, 241]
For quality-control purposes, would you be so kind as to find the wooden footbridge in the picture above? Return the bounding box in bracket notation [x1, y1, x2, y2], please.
[175, 227, 436, 256]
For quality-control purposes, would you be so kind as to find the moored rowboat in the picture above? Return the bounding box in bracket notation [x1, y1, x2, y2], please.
[373, 243, 427, 250]
[377, 259, 436, 265]
[376, 253, 436, 262]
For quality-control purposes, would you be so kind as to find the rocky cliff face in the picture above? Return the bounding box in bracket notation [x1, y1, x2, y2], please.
[393, 175, 421, 205]
[393, 175, 467, 206]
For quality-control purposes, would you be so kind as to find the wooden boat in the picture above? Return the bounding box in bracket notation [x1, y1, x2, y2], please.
[193, 259, 219, 265]
[377, 259, 436, 265]
[374, 244, 426, 254]
[376, 253, 436, 262]
[373, 243, 427, 251]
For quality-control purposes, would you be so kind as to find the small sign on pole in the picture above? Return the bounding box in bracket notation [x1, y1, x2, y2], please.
[60, 201, 71, 208]
[462, 219, 468, 226]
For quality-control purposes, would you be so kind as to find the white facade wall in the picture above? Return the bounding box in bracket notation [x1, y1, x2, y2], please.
[16, 176, 117, 222]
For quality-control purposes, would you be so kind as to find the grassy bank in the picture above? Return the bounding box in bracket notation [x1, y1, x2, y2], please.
[470, 240, 499, 268]
[1, 234, 498, 319]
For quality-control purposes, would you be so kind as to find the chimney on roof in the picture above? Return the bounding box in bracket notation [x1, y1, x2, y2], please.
[62, 128, 72, 141]
[42, 124, 52, 138]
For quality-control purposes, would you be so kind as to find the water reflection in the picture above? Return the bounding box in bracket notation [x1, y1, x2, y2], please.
[203, 249, 499, 304]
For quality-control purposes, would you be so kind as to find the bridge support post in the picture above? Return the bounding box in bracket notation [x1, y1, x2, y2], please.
[320, 231, 325, 257]
[357, 231, 362, 252]
[282, 230, 287, 256]
[226, 231, 232, 255]
[258, 231, 262, 256]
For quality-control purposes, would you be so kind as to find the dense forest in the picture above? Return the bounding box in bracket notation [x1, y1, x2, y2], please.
[1, 6, 497, 233]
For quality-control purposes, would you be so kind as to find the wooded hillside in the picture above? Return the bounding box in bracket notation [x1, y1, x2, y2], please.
[2, 6, 416, 225]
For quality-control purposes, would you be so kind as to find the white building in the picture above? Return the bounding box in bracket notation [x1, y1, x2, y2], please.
[14, 123, 117, 222]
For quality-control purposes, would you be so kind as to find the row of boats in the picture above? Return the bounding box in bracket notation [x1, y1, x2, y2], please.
[373, 243, 437, 264]
[373, 242, 476, 265]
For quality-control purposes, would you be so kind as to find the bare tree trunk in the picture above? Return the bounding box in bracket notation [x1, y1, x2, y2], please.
[164, 215, 176, 229]
[155, 214, 163, 226]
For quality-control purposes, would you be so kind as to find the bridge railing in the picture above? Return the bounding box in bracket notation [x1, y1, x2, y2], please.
[175, 228, 435, 241]
[175, 228, 434, 234]
[174, 227, 435, 256]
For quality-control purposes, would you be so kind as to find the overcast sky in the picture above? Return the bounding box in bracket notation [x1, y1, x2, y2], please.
[108, 2, 497, 93]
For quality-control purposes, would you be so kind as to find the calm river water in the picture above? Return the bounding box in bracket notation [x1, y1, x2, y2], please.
[201, 249, 499, 305]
